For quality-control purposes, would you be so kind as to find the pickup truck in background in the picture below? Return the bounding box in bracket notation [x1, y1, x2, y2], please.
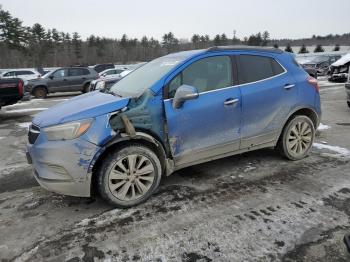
[0, 78, 26, 109]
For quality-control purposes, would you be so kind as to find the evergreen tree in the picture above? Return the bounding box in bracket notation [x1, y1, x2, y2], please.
[213, 34, 221, 46]
[162, 32, 179, 52]
[273, 43, 279, 49]
[285, 43, 293, 53]
[221, 33, 228, 45]
[191, 34, 200, 48]
[72, 32, 82, 60]
[314, 44, 324, 53]
[262, 31, 270, 46]
[298, 44, 309, 54]
[0, 6, 28, 49]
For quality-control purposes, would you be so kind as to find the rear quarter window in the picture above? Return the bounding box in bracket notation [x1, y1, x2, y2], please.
[238, 55, 285, 84]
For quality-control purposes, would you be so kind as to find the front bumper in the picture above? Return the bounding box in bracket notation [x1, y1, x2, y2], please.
[27, 133, 101, 197]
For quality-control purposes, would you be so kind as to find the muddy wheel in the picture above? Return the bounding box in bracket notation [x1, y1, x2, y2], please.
[277, 115, 315, 160]
[98, 144, 162, 208]
[33, 87, 47, 98]
[82, 83, 90, 93]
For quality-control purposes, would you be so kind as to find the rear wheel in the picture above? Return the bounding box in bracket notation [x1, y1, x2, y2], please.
[98, 144, 162, 208]
[33, 87, 47, 98]
[277, 115, 315, 160]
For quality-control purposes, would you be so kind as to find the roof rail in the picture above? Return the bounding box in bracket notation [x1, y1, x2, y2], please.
[206, 45, 283, 54]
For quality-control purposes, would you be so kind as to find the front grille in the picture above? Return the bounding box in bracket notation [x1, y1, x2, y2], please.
[28, 124, 40, 144]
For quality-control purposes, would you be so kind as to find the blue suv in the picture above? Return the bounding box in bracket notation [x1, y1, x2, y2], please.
[27, 46, 321, 207]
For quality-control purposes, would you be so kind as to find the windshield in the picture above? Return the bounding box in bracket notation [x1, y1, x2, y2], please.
[109, 56, 183, 97]
[42, 71, 53, 78]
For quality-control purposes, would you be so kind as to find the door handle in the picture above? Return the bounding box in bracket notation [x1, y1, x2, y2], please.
[284, 84, 295, 90]
[224, 98, 239, 106]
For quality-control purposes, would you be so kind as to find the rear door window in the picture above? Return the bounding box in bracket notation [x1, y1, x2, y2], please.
[69, 68, 84, 76]
[238, 55, 285, 84]
[16, 70, 35, 76]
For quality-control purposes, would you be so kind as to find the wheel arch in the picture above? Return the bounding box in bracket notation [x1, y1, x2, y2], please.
[277, 106, 319, 145]
[32, 85, 48, 95]
[90, 131, 173, 196]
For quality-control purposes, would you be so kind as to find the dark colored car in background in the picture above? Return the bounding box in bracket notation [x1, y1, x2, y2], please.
[0, 78, 26, 109]
[92, 63, 115, 73]
[26, 67, 98, 98]
[345, 68, 350, 108]
[301, 55, 341, 76]
[304, 67, 318, 79]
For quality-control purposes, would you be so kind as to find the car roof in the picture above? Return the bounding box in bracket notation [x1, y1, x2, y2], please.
[206, 45, 283, 54]
[3, 69, 37, 72]
[165, 46, 283, 60]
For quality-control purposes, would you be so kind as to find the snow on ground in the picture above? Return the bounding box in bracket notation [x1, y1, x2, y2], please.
[16, 122, 31, 129]
[4, 108, 48, 113]
[49, 99, 69, 102]
[0, 137, 4, 140]
[318, 123, 331, 131]
[313, 143, 350, 158]
[3, 99, 43, 109]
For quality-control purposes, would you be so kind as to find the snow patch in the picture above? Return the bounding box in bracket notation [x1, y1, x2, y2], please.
[0, 137, 4, 140]
[50, 99, 69, 102]
[313, 143, 350, 158]
[3, 99, 43, 109]
[317, 123, 331, 131]
[5, 108, 48, 113]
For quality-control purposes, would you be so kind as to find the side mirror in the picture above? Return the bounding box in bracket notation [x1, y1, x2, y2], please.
[172, 84, 199, 109]
[49, 75, 54, 80]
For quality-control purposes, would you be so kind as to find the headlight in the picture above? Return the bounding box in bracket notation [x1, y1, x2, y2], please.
[95, 81, 105, 90]
[44, 119, 93, 141]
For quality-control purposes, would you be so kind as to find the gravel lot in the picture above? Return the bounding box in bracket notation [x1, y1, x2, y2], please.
[0, 82, 350, 261]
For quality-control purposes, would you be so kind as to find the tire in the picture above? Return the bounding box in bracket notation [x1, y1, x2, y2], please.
[97, 144, 162, 208]
[33, 87, 47, 98]
[82, 83, 90, 93]
[277, 115, 315, 161]
[347, 101, 350, 108]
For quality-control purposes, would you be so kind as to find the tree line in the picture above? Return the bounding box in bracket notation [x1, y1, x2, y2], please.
[0, 5, 349, 68]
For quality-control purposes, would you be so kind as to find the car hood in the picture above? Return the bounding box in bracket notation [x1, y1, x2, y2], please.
[33, 91, 129, 127]
[27, 78, 47, 85]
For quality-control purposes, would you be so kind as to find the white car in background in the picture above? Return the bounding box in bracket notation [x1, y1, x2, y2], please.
[98, 68, 126, 79]
[0, 69, 41, 81]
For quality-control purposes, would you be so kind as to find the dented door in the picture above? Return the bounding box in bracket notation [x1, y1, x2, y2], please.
[164, 86, 242, 168]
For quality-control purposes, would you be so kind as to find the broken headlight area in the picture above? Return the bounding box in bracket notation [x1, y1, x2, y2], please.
[43, 119, 93, 141]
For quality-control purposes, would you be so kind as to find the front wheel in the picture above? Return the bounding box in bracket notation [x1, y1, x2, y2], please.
[277, 115, 315, 160]
[82, 83, 90, 93]
[33, 87, 47, 98]
[97, 144, 162, 208]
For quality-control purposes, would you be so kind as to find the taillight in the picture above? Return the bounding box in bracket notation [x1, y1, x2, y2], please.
[307, 76, 319, 92]
[18, 80, 24, 97]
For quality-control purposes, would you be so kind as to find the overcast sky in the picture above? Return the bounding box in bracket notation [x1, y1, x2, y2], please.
[1, 0, 349, 41]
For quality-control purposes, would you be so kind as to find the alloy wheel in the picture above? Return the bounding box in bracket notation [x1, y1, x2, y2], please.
[287, 121, 313, 157]
[108, 154, 155, 201]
